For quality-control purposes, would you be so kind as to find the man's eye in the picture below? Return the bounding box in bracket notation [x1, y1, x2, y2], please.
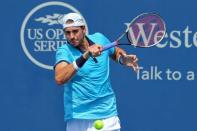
[65, 31, 70, 34]
[73, 30, 79, 34]
[64, 29, 79, 35]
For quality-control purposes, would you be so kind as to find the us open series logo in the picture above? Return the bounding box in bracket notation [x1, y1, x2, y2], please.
[20, 1, 89, 70]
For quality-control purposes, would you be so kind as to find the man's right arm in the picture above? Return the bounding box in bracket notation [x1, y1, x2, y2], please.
[54, 50, 90, 85]
[55, 61, 76, 85]
[55, 44, 102, 85]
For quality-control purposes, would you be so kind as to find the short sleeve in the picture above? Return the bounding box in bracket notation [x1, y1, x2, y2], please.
[104, 37, 115, 56]
[54, 45, 72, 69]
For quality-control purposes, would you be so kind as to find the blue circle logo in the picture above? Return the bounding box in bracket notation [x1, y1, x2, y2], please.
[20, 1, 89, 70]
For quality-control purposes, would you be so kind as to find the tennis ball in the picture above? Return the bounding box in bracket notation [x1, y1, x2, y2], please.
[94, 120, 104, 130]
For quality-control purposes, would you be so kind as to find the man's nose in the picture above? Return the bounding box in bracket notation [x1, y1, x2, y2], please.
[69, 32, 75, 39]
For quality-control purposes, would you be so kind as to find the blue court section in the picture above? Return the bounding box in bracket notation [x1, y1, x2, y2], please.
[0, 0, 196, 131]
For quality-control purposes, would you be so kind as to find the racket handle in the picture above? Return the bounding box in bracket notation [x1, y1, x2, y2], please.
[102, 41, 118, 51]
[88, 52, 98, 63]
[92, 57, 98, 63]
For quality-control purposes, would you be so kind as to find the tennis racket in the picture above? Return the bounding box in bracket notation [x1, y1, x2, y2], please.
[102, 12, 166, 50]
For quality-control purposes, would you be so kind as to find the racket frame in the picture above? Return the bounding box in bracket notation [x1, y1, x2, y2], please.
[102, 12, 166, 50]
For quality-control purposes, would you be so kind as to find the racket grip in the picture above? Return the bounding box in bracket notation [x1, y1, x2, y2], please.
[88, 52, 98, 63]
[92, 57, 98, 63]
[102, 41, 118, 51]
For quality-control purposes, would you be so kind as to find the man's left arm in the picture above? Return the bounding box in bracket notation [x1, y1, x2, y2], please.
[110, 47, 139, 72]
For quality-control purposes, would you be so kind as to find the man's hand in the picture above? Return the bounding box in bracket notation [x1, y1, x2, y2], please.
[120, 53, 139, 72]
[88, 44, 103, 57]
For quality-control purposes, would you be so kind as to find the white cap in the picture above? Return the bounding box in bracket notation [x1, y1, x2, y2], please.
[62, 13, 85, 29]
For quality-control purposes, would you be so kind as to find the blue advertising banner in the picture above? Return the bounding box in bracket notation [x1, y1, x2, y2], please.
[0, 0, 196, 131]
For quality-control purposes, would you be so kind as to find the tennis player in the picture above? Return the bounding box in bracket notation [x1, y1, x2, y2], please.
[54, 13, 139, 131]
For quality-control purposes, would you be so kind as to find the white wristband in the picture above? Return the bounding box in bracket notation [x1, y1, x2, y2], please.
[72, 61, 79, 70]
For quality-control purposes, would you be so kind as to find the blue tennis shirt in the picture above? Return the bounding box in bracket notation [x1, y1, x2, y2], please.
[55, 32, 118, 121]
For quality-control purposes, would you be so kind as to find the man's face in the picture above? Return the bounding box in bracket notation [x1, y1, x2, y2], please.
[64, 26, 86, 47]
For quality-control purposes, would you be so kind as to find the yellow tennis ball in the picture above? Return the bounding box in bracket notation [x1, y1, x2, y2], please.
[94, 120, 104, 130]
